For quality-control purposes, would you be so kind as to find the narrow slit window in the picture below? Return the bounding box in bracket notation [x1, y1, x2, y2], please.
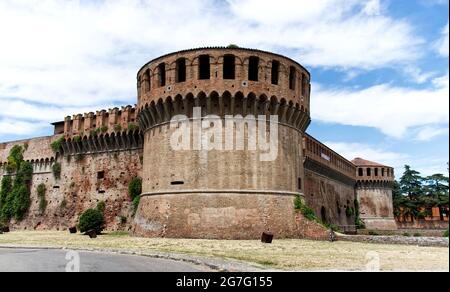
[198, 55, 210, 80]
[171, 181, 185, 185]
[176, 58, 186, 83]
[358, 168, 363, 177]
[158, 63, 166, 87]
[223, 55, 235, 80]
[289, 66, 296, 90]
[298, 177, 302, 190]
[367, 168, 372, 176]
[248, 56, 259, 81]
[375, 168, 379, 177]
[271, 60, 280, 85]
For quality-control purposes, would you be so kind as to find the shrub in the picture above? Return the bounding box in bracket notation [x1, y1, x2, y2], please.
[403, 232, 411, 237]
[50, 136, 65, 153]
[12, 185, 30, 221]
[294, 195, 317, 221]
[413, 233, 422, 237]
[37, 183, 47, 215]
[79, 209, 105, 234]
[0, 176, 12, 210]
[73, 135, 81, 143]
[444, 230, 449, 238]
[345, 206, 355, 218]
[100, 126, 108, 133]
[128, 177, 142, 201]
[368, 231, 380, 236]
[96, 201, 106, 213]
[114, 124, 122, 132]
[52, 163, 61, 180]
[127, 123, 139, 132]
[90, 128, 100, 137]
[119, 216, 127, 224]
[7, 145, 24, 173]
[132, 196, 140, 216]
[227, 44, 239, 48]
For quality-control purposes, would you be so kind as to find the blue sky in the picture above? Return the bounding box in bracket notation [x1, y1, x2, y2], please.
[0, 0, 448, 176]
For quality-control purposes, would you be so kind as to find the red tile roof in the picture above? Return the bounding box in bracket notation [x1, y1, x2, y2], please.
[352, 157, 388, 167]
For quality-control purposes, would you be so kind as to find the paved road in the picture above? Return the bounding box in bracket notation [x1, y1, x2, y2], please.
[0, 248, 208, 272]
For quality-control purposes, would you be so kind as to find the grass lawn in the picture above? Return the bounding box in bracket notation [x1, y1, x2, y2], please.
[0, 231, 448, 271]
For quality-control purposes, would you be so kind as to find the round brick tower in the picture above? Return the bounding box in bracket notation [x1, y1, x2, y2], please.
[133, 47, 311, 239]
[353, 158, 397, 230]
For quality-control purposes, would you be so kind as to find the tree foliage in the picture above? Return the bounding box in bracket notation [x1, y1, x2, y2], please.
[79, 208, 105, 233]
[394, 165, 449, 222]
[0, 145, 34, 222]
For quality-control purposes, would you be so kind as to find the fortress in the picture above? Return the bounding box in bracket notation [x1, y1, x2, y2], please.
[0, 48, 397, 239]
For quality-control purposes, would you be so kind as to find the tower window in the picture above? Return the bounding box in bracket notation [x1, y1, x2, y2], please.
[198, 55, 210, 80]
[358, 168, 363, 177]
[298, 177, 302, 190]
[97, 171, 105, 179]
[248, 56, 259, 81]
[375, 168, 379, 177]
[289, 66, 296, 90]
[271, 60, 280, 85]
[144, 69, 151, 92]
[158, 63, 166, 87]
[302, 73, 308, 96]
[223, 55, 235, 80]
[382, 168, 385, 176]
[176, 58, 186, 83]
[367, 168, 371, 176]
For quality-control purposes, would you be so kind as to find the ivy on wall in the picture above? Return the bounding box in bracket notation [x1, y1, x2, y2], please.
[0, 145, 33, 223]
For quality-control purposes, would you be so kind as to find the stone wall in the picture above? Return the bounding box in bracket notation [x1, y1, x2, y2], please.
[1, 136, 142, 231]
[357, 187, 397, 230]
[304, 169, 356, 228]
[134, 193, 328, 240]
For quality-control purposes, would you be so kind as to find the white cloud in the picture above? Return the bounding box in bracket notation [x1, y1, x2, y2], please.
[0, 119, 48, 136]
[312, 73, 449, 138]
[0, 0, 437, 140]
[323, 141, 409, 168]
[323, 141, 448, 176]
[403, 66, 437, 84]
[434, 22, 449, 57]
[414, 126, 449, 141]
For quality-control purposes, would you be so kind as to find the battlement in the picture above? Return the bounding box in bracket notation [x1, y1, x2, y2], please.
[352, 157, 395, 187]
[137, 47, 311, 115]
[303, 134, 356, 181]
[58, 105, 139, 138]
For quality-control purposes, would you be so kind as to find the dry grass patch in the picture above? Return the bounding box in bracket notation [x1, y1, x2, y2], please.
[0, 231, 448, 271]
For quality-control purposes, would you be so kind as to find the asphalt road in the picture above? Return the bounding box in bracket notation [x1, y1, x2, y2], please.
[0, 248, 207, 272]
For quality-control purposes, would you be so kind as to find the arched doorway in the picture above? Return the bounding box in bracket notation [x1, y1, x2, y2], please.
[321, 207, 327, 224]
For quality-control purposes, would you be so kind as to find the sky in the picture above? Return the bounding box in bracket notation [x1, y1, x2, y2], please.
[0, 0, 448, 177]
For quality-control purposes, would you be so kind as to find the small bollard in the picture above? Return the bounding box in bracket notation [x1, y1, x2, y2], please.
[69, 227, 77, 234]
[261, 232, 274, 244]
[329, 229, 336, 242]
[85, 229, 97, 238]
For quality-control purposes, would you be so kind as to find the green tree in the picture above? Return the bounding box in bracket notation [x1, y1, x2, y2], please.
[400, 165, 424, 200]
[424, 174, 449, 220]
